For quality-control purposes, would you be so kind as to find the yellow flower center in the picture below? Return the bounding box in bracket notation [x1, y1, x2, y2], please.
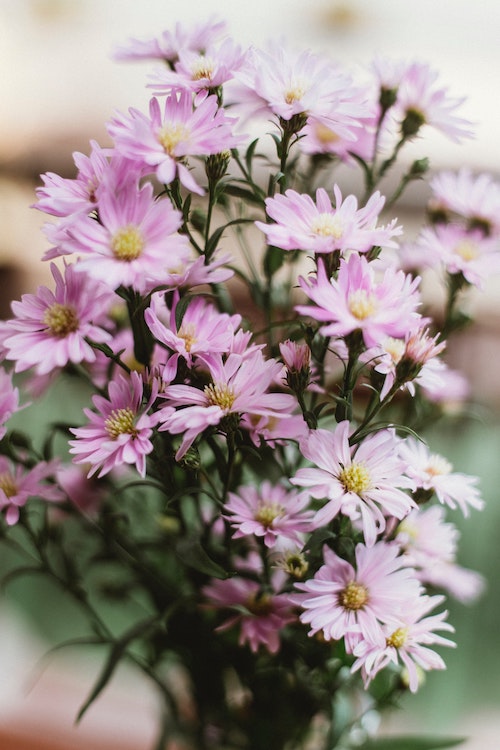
[104, 407, 137, 439]
[157, 123, 190, 154]
[0, 471, 17, 498]
[313, 122, 340, 145]
[310, 213, 344, 239]
[43, 303, 79, 337]
[245, 592, 273, 616]
[178, 323, 197, 353]
[454, 239, 478, 261]
[339, 581, 369, 611]
[282, 551, 309, 578]
[383, 337, 405, 365]
[204, 382, 235, 410]
[191, 55, 216, 81]
[284, 83, 306, 104]
[348, 289, 377, 320]
[425, 454, 452, 477]
[111, 226, 144, 262]
[339, 462, 371, 495]
[255, 501, 284, 528]
[386, 626, 408, 649]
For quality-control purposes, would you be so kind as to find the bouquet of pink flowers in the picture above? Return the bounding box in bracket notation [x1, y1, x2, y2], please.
[0, 17, 491, 750]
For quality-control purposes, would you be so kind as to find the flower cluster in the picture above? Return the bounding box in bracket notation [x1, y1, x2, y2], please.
[0, 17, 490, 750]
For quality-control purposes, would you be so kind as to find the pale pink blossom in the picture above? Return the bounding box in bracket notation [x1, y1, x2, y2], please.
[291, 422, 415, 546]
[3, 263, 112, 376]
[351, 594, 455, 692]
[0, 367, 20, 440]
[296, 253, 421, 350]
[293, 542, 421, 650]
[159, 351, 296, 459]
[65, 181, 188, 292]
[203, 573, 296, 654]
[256, 187, 401, 255]
[224, 481, 313, 548]
[0, 457, 64, 525]
[400, 438, 484, 516]
[108, 92, 240, 195]
[69, 371, 159, 478]
[429, 168, 500, 234]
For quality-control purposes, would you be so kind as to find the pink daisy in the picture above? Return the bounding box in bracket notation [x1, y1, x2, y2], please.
[351, 594, 455, 692]
[203, 573, 296, 654]
[224, 481, 313, 548]
[107, 92, 240, 195]
[159, 351, 297, 460]
[256, 186, 401, 255]
[400, 438, 484, 516]
[69, 371, 159, 478]
[296, 252, 421, 349]
[0, 457, 64, 525]
[65, 181, 188, 292]
[0, 367, 20, 440]
[291, 422, 415, 546]
[293, 541, 421, 650]
[429, 168, 500, 235]
[3, 262, 112, 376]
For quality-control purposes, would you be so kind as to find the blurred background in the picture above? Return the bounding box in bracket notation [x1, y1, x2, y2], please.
[0, 1, 499, 748]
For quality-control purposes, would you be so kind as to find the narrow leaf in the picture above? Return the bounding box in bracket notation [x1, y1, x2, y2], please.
[363, 735, 466, 750]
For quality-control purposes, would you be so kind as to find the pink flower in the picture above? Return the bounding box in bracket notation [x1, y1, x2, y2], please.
[3, 263, 112, 375]
[429, 168, 500, 235]
[108, 92, 240, 195]
[145, 295, 241, 370]
[0, 367, 20, 440]
[400, 438, 484, 516]
[256, 186, 401, 255]
[293, 542, 421, 650]
[296, 253, 421, 349]
[0, 457, 64, 525]
[351, 594, 455, 692]
[291, 422, 415, 546]
[159, 351, 296, 459]
[415, 224, 500, 288]
[224, 481, 313, 548]
[203, 574, 296, 654]
[148, 38, 246, 98]
[113, 17, 227, 63]
[69, 371, 159, 478]
[65, 181, 188, 292]
[232, 46, 367, 140]
[395, 61, 474, 143]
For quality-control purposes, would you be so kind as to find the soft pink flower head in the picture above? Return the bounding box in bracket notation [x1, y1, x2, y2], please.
[203, 573, 296, 654]
[291, 422, 415, 546]
[293, 542, 421, 650]
[3, 262, 113, 376]
[224, 481, 313, 548]
[108, 92, 241, 195]
[0, 457, 64, 525]
[429, 168, 500, 235]
[296, 253, 421, 351]
[0, 367, 20, 440]
[256, 186, 401, 255]
[351, 594, 455, 692]
[69, 371, 159, 478]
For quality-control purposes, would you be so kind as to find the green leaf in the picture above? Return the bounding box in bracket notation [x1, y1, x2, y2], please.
[175, 537, 229, 579]
[174, 293, 196, 331]
[206, 217, 255, 258]
[263, 245, 286, 278]
[362, 735, 466, 750]
[245, 137, 260, 174]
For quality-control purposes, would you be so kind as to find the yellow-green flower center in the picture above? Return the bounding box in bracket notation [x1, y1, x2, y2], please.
[111, 225, 144, 262]
[284, 83, 306, 104]
[425, 454, 452, 477]
[386, 626, 408, 649]
[311, 213, 344, 239]
[43, 303, 79, 337]
[191, 55, 216, 81]
[383, 336, 405, 365]
[454, 239, 478, 262]
[0, 471, 17, 498]
[178, 323, 197, 353]
[245, 592, 273, 616]
[313, 122, 340, 145]
[104, 407, 137, 439]
[339, 462, 371, 495]
[348, 289, 377, 320]
[339, 581, 369, 611]
[204, 382, 235, 410]
[157, 123, 190, 154]
[255, 501, 284, 528]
